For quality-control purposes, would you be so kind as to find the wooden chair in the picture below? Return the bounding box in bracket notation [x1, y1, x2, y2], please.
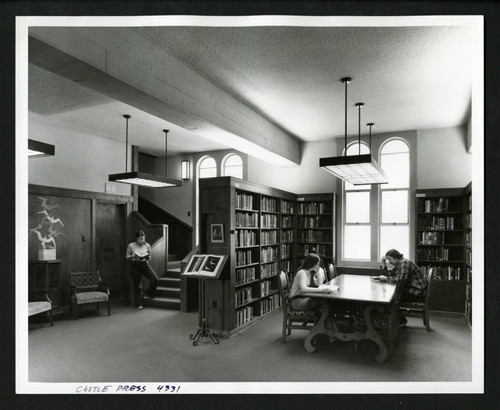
[400, 268, 434, 331]
[277, 271, 319, 342]
[69, 271, 110, 320]
[28, 293, 53, 326]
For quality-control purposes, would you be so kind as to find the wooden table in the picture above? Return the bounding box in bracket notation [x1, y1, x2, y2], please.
[301, 274, 397, 363]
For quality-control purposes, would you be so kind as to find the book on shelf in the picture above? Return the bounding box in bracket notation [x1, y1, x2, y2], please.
[182, 254, 228, 278]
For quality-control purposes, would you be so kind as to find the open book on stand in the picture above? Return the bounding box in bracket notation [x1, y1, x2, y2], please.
[182, 254, 229, 279]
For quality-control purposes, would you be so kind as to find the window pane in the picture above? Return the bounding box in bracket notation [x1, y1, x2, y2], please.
[224, 165, 243, 178]
[381, 190, 408, 223]
[346, 142, 370, 156]
[225, 154, 242, 167]
[199, 157, 217, 179]
[344, 226, 371, 260]
[380, 226, 409, 260]
[345, 191, 370, 223]
[381, 140, 408, 154]
[381, 152, 409, 189]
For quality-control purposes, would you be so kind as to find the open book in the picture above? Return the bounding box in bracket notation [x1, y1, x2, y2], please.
[133, 251, 150, 261]
[182, 254, 228, 278]
[318, 283, 339, 294]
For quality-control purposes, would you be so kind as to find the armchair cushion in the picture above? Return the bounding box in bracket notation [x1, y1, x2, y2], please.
[28, 301, 52, 316]
[74, 291, 109, 305]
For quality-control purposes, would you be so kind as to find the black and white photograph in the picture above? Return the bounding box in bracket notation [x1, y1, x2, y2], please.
[210, 224, 224, 243]
[11, 4, 493, 403]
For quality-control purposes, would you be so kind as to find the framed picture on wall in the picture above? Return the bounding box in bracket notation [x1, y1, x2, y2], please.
[211, 223, 224, 243]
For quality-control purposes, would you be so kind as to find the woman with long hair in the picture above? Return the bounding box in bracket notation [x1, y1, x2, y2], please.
[289, 253, 332, 311]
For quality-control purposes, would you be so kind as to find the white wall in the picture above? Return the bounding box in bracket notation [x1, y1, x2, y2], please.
[248, 139, 341, 194]
[417, 126, 471, 189]
[28, 113, 131, 196]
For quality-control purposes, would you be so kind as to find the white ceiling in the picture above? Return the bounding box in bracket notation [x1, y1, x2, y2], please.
[28, 24, 475, 157]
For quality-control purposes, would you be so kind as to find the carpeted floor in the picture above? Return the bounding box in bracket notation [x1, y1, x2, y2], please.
[28, 300, 472, 383]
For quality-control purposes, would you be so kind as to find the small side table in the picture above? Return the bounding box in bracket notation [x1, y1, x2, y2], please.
[29, 259, 63, 318]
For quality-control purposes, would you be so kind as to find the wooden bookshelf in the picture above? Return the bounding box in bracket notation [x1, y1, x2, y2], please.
[464, 182, 472, 328]
[415, 188, 466, 314]
[199, 177, 336, 337]
[296, 193, 336, 269]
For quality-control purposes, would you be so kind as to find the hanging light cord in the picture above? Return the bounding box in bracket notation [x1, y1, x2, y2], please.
[341, 77, 351, 157]
[355, 102, 364, 155]
[123, 114, 131, 172]
[163, 129, 169, 178]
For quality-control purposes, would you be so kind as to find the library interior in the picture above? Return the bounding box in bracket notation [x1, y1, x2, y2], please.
[21, 18, 482, 392]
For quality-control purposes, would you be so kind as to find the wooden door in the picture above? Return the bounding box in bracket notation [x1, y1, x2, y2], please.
[95, 201, 126, 299]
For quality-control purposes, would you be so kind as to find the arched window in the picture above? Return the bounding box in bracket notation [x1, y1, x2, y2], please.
[343, 142, 371, 260]
[379, 139, 410, 258]
[198, 156, 217, 179]
[222, 153, 243, 179]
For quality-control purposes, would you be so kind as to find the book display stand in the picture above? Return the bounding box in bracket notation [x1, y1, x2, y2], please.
[182, 254, 228, 346]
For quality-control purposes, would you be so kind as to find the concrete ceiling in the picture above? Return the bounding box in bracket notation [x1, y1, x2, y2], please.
[28, 24, 474, 157]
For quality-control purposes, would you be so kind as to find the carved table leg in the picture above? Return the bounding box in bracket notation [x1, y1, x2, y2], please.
[363, 304, 389, 363]
[304, 301, 329, 353]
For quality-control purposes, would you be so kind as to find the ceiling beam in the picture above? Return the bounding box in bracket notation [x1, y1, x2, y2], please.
[28, 27, 301, 165]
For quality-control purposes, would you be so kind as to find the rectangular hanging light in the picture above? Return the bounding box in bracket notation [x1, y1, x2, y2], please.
[28, 139, 55, 157]
[108, 171, 182, 188]
[320, 154, 387, 185]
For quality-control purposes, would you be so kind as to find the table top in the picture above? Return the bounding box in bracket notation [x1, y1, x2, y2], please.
[302, 274, 397, 304]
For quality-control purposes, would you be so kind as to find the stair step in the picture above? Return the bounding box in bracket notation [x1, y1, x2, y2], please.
[164, 269, 181, 279]
[160, 277, 180, 285]
[156, 286, 180, 298]
[167, 261, 181, 269]
[144, 296, 180, 310]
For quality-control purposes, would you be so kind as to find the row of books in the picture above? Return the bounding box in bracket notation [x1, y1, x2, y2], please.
[235, 267, 256, 285]
[281, 244, 291, 259]
[466, 249, 472, 266]
[298, 215, 326, 228]
[422, 265, 462, 280]
[261, 214, 278, 228]
[418, 215, 456, 230]
[419, 197, 451, 213]
[298, 230, 327, 243]
[281, 201, 294, 214]
[236, 250, 253, 266]
[261, 197, 278, 213]
[419, 231, 445, 245]
[260, 280, 273, 297]
[235, 286, 253, 308]
[299, 244, 329, 257]
[466, 267, 472, 283]
[236, 230, 257, 247]
[261, 246, 278, 263]
[282, 230, 294, 243]
[236, 212, 259, 228]
[261, 230, 277, 245]
[417, 247, 451, 261]
[236, 192, 255, 210]
[281, 216, 293, 228]
[236, 305, 254, 328]
[297, 201, 330, 215]
[261, 293, 281, 315]
[281, 260, 291, 273]
[465, 232, 472, 247]
[261, 262, 279, 278]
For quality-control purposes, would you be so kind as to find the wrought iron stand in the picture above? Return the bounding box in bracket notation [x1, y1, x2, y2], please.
[190, 278, 220, 346]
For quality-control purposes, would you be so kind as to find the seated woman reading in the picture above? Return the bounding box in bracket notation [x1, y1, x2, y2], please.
[289, 253, 332, 311]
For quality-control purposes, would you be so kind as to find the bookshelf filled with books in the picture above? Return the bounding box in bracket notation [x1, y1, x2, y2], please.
[296, 193, 336, 270]
[200, 177, 328, 337]
[464, 182, 472, 328]
[415, 188, 466, 313]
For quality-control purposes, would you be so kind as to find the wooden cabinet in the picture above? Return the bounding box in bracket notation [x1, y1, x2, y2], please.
[29, 260, 63, 317]
[464, 182, 472, 327]
[200, 177, 335, 337]
[415, 188, 466, 313]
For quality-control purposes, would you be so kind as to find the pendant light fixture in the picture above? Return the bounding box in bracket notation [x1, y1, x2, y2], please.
[319, 77, 387, 185]
[28, 139, 55, 158]
[108, 115, 183, 188]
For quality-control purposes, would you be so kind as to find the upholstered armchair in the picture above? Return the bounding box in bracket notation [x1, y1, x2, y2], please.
[69, 271, 110, 320]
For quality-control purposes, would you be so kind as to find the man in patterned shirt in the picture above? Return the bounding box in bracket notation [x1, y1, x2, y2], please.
[386, 248, 428, 325]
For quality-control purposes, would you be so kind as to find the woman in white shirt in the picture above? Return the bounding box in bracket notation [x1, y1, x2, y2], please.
[289, 253, 331, 311]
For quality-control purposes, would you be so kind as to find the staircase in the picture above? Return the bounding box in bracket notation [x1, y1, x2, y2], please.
[144, 255, 182, 310]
